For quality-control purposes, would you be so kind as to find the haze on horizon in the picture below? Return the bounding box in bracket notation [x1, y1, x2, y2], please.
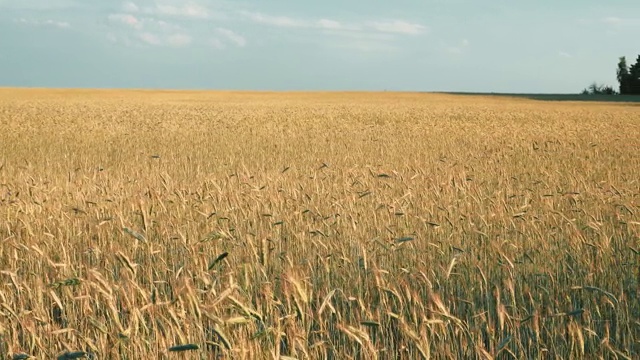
[0, 0, 638, 93]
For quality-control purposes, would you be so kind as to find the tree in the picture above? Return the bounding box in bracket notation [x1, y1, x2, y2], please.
[581, 82, 617, 95]
[616, 55, 640, 95]
[629, 55, 640, 95]
[617, 57, 632, 94]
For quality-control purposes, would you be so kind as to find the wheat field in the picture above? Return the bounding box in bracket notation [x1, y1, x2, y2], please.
[0, 88, 639, 359]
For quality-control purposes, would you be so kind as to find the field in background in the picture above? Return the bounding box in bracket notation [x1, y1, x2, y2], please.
[0, 88, 639, 359]
[442, 92, 640, 103]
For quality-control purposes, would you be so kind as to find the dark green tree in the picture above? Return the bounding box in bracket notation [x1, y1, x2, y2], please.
[581, 82, 617, 95]
[628, 55, 640, 95]
[616, 56, 631, 94]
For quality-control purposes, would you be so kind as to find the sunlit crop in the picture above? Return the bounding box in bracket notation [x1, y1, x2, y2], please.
[0, 88, 639, 359]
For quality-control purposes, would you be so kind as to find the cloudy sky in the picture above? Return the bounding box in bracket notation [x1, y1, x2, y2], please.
[0, 0, 638, 93]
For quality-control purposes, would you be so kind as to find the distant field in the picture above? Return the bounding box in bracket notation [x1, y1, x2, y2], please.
[442, 91, 640, 103]
[0, 88, 639, 359]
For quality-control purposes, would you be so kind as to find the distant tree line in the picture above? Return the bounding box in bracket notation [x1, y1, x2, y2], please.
[581, 54, 640, 95]
[580, 82, 616, 95]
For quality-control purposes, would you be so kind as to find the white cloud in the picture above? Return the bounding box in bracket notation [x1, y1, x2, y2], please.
[154, 3, 210, 19]
[167, 33, 192, 47]
[217, 28, 246, 47]
[107, 6, 424, 52]
[122, 1, 139, 13]
[108, 13, 142, 29]
[210, 28, 247, 49]
[128, 31, 194, 47]
[242, 11, 426, 37]
[241, 11, 427, 54]
[598, 16, 640, 34]
[600, 16, 640, 28]
[366, 20, 427, 35]
[559, 51, 572, 58]
[602, 16, 623, 25]
[105, 32, 138, 47]
[154, 19, 181, 31]
[316, 19, 345, 30]
[139, 32, 161, 45]
[241, 11, 305, 28]
[121, 1, 217, 19]
[322, 29, 394, 42]
[107, 10, 191, 47]
[107, 13, 182, 34]
[45, 20, 71, 28]
[1, 1, 78, 11]
[15, 18, 71, 29]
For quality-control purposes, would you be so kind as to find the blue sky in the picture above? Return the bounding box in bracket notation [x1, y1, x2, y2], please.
[0, 0, 638, 93]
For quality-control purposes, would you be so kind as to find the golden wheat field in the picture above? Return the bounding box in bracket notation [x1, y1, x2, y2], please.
[0, 88, 639, 359]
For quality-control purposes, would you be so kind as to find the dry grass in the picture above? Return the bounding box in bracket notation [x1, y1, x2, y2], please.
[0, 88, 639, 359]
